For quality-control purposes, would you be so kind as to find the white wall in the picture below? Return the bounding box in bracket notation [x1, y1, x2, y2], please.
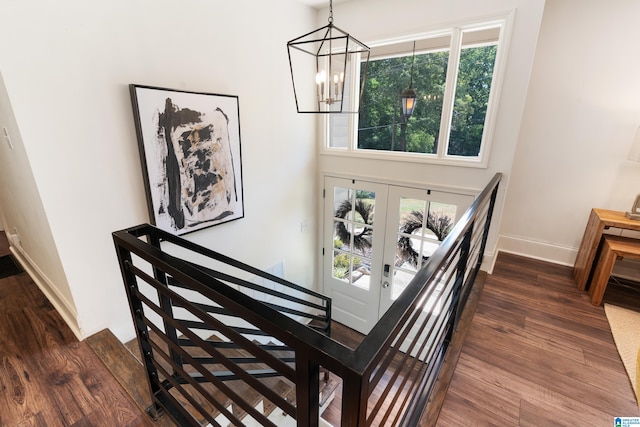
[500, 0, 640, 265]
[317, 0, 546, 267]
[0, 0, 318, 342]
[0, 71, 80, 335]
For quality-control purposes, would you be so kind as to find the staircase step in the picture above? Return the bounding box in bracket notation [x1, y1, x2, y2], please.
[262, 378, 295, 417]
[112, 330, 340, 426]
[229, 380, 265, 423]
[86, 329, 176, 427]
[126, 332, 234, 425]
[319, 369, 340, 408]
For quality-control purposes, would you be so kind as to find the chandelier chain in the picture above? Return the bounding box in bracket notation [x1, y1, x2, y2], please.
[328, 0, 334, 24]
[409, 41, 416, 88]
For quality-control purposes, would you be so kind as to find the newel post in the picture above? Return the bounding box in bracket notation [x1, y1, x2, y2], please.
[341, 369, 368, 426]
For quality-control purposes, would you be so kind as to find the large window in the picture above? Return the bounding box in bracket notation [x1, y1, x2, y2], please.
[327, 19, 507, 167]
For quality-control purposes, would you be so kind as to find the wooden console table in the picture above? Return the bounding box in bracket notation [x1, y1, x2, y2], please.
[573, 208, 640, 291]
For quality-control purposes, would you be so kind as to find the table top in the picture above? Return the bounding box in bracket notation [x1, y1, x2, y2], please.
[593, 208, 640, 231]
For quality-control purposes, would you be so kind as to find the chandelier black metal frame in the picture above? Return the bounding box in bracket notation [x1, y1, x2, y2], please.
[287, 0, 370, 114]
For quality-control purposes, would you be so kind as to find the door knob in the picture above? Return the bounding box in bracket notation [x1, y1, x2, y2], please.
[382, 281, 390, 288]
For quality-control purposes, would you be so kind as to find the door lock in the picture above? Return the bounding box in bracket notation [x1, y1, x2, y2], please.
[383, 263, 390, 277]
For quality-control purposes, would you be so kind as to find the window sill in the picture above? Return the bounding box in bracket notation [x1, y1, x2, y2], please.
[320, 147, 488, 169]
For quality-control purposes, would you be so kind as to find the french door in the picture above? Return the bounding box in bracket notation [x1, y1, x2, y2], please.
[322, 177, 389, 334]
[323, 176, 473, 334]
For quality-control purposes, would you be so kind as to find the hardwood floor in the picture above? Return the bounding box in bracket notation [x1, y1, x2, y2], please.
[436, 252, 640, 425]
[0, 234, 153, 426]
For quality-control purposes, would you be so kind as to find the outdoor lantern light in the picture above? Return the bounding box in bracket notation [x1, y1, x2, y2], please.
[287, 0, 370, 114]
[401, 87, 417, 118]
[400, 41, 418, 119]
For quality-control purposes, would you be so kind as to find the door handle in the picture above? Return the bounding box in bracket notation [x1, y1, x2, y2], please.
[383, 263, 390, 277]
[382, 281, 390, 288]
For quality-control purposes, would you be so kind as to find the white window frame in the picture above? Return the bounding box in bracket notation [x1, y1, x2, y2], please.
[322, 14, 513, 169]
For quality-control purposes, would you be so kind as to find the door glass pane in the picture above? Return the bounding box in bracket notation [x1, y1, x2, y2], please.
[354, 190, 375, 224]
[333, 220, 352, 252]
[391, 197, 458, 301]
[350, 254, 371, 290]
[396, 198, 427, 271]
[332, 250, 349, 282]
[333, 187, 353, 211]
[427, 201, 457, 241]
[400, 198, 427, 222]
[332, 186, 375, 290]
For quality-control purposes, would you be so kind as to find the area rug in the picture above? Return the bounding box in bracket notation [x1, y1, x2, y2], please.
[0, 254, 22, 279]
[604, 303, 640, 406]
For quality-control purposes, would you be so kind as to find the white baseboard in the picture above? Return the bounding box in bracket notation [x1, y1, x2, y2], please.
[9, 246, 82, 340]
[480, 250, 497, 274]
[496, 235, 577, 267]
[495, 235, 640, 282]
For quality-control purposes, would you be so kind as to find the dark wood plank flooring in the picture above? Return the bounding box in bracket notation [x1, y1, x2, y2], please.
[436, 252, 640, 425]
[0, 233, 153, 427]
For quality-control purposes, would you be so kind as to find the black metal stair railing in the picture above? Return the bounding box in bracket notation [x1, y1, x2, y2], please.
[113, 223, 334, 426]
[113, 172, 501, 426]
[340, 172, 501, 426]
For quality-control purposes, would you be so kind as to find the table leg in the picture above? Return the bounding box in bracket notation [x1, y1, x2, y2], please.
[573, 209, 605, 290]
[588, 241, 616, 306]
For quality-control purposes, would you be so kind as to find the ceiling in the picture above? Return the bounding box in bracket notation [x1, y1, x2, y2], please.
[295, 0, 349, 9]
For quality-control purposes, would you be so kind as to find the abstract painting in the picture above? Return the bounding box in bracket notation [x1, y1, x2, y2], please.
[130, 85, 244, 235]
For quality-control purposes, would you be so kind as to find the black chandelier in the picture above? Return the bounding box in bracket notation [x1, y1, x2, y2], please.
[287, 0, 370, 114]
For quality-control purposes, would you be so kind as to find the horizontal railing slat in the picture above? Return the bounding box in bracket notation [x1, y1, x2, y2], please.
[177, 338, 293, 352]
[129, 263, 297, 383]
[143, 314, 295, 423]
[169, 267, 329, 313]
[116, 231, 353, 371]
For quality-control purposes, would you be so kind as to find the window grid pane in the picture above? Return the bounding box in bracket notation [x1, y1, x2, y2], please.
[357, 50, 448, 154]
[447, 44, 497, 157]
